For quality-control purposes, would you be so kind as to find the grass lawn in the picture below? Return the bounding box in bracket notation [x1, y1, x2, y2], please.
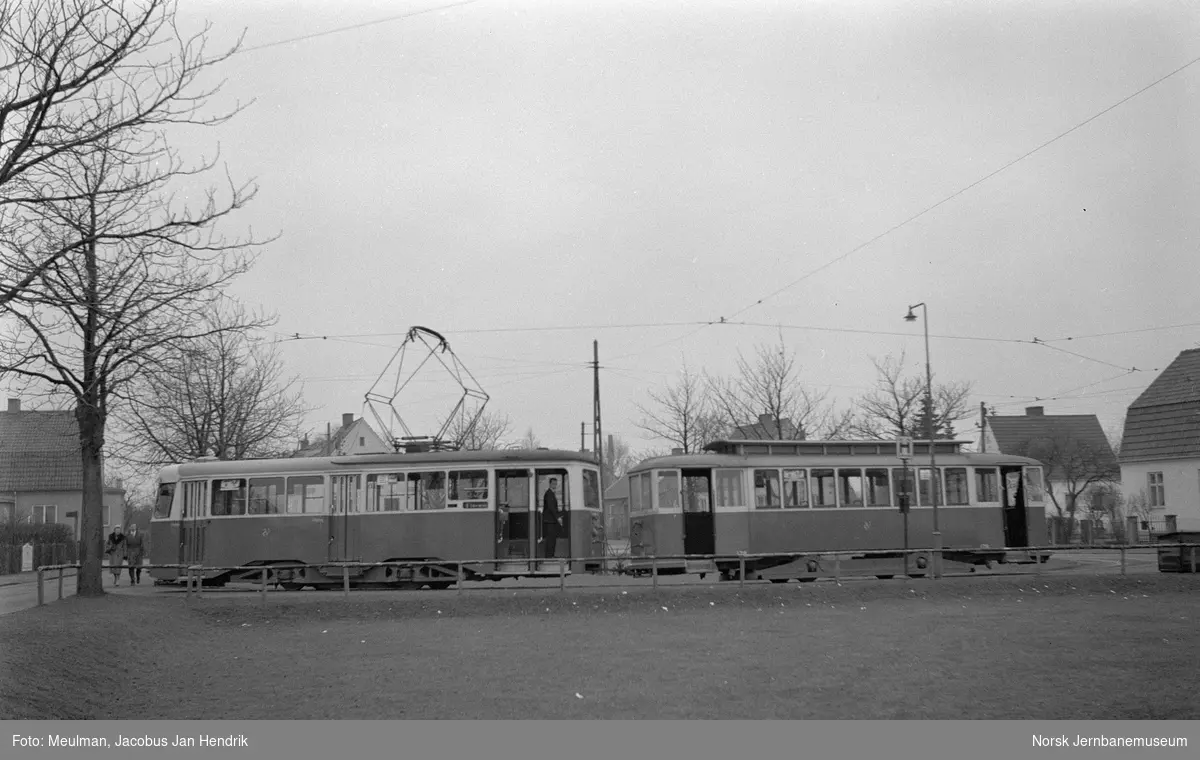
[2, 574, 1198, 719]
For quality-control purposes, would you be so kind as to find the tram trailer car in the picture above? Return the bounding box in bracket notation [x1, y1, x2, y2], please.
[149, 449, 606, 589]
[625, 439, 1050, 582]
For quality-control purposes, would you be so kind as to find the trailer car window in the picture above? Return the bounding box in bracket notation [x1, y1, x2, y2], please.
[838, 469, 864, 507]
[975, 468, 1000, 503]
[783, 469, 807, 508]
[944, 468, 969, 505]
[865, 469, 890, 506]
[287, 476, 325, 513]
[583, 470, 601, 510]
[212, 479, 247, 516]
[248, 477, 285, 515]
[754, 469, 781, 509]
[714, 469, 745, 508]
[811, 469, 836, 507]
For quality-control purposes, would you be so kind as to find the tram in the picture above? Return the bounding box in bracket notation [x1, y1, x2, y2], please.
[148, 448, 605, 589]
[624, 438, 1049, 582]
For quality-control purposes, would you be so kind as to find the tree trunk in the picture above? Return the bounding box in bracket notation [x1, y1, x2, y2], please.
[76, 402, 106, 597]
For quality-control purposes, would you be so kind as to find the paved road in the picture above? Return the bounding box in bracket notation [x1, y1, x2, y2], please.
[0, 563, 150, 617]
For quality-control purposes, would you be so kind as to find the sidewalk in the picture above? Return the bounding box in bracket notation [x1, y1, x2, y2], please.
[0, 561, 147, 588]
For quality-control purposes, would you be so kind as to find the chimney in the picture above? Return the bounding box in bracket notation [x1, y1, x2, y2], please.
[1025, 406, 1044, 416]
[342, 413, 354, 428]
[7, 398, 19, 412]
[671, 448, 683, 455]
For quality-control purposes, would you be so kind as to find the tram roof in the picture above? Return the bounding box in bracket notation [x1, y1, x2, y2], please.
[630, 439, 1043, 472]
[165, 448, 599, 479]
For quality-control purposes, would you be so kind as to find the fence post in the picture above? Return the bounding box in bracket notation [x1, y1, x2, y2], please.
[260, 567, 268, 604]
[738, 555, 745, 588]
[195, 567, 203, 598]
[834, 554, 841, 583]
[559, 560, 566, 592]
[652, 556, 658, 589]
[1120, 546, 1126, 576]
[1190, 546, 1196, 574]
[37, 568, 44, 607]
[1033, 547, 1041, 576]
[343, 566, 350, 600]
[58, 566, 64, 600]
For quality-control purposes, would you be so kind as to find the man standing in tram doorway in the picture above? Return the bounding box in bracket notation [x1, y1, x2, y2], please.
[540, 477, 563, 558]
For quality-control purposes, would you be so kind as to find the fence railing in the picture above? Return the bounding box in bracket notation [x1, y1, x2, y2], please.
[30, 541, 1200, 607]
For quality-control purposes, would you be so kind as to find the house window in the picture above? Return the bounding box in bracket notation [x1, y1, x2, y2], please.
[102, 505, 111, 528]
[33, 505, 58, 524]
[359, 437, 365, 447]
[1148, 472, 1165, 508]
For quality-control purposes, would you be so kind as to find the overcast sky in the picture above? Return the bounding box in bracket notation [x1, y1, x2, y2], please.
[141, 0, 1200, 453]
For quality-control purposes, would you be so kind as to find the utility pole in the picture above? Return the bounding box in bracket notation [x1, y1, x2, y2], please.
[593, 340, 604, 485]
[581, 422, 587, 453]
[979, 401, 988, 453]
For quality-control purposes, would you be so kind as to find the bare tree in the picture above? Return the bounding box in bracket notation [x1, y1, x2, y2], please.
[849, 352, 973, 440]
[117, 306, 307, 466]
[602, 434, 642, 489]
[1008, 424, 1120, 543]
[508, 428, 542, 450]
[448, 408, 511, 450]
[0, 0, 246, 308]
[0, 8, 264, 596]
[706, 339, 847, 440]
[634, 361, 724, 453]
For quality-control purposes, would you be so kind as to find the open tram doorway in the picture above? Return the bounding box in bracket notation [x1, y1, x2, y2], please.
[681, 469, 714, 557]
[535, 469, 570, 561]
[496, 469, 533, 568]
[1000, 466, 1028, 548]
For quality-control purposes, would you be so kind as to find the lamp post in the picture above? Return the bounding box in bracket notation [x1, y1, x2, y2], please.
[905, 303, 942, 579]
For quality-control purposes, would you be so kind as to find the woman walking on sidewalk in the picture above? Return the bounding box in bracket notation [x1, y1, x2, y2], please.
[124, 525, 145, 584]
[104, 526, 126, 586]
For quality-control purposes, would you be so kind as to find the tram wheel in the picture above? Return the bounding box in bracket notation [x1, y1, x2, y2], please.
[281, 582, 304, 591]
[797, 577, 816, 583]
[425, 582, 453, 590]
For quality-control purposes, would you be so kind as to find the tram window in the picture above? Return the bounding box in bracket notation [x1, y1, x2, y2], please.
[754, 469, 781, 509]
[838, 469, 864, 507]
[782, 469, 808, 508]
[865, 469, 890, 506]
[657, 471, 680, 511]
[1023, 467, 1045, 504]
[449, 470, 489, 508]
[248, 477, 285, 515]
[287, 476, 325, 513]
[714, 469, 745, 508]
[583, 470, 601, 510]
[917, 468, 942, 507]
[975, 468, 1000, 503]
[891, 468, 915, 507]
[153, 482, 176, 519]
[411, 472, 446, 510]
[629, 474, 643, 512]
[639, 473, 653, 512]
[810, 469, 836, 508]
[944, 468, 969, 506]
[211, 479, 247, 516]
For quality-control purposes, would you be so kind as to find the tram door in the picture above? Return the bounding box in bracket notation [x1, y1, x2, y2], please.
[328, 475, 361, 562]
[535, 469, 570, 560]
[681, 469, 715, 556]
[178, 480, 207, 570]
[496, 469, 533, 565]
[1000, 466, 1028, 548]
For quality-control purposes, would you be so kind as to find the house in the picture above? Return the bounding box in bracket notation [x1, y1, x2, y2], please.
[981, 405, 1120, 540]
[0, 398, 126, 537]
[603, 475, 631, 542]
[1119, 347, 1200, 532]
[292, 413, 392, 457]
[733, 413, 805, 440]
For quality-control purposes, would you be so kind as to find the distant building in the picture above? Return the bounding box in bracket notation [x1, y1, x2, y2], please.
[0, 398, 126, 537]
[292, 413, 391, 457]
[1119, 348, 1200, 532]
[732, 413, 805, 440]
[982, 405, 1120, 539]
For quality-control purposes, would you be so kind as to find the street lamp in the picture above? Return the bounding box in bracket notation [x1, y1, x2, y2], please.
[905, 303, 942, 579]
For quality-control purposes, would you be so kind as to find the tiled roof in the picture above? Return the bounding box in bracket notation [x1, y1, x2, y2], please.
[986, 413, 1118, 480]
[293, 421, 355, 458]
[1120, 349, 1200, 462]
[0, 409, 83, 491]
[1129, 348, 1200, 409]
